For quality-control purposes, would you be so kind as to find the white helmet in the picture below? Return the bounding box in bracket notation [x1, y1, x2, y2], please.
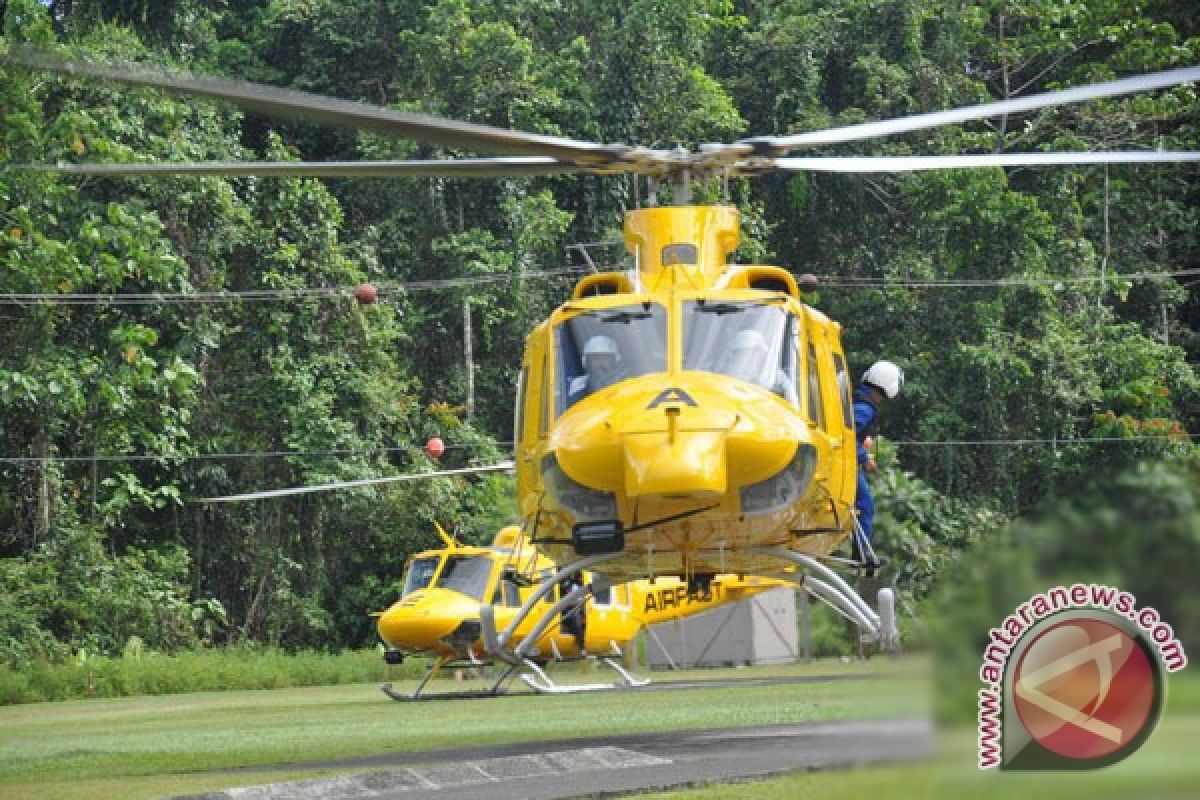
[862, 360, 904, 399]
[583, 335, 619, 359]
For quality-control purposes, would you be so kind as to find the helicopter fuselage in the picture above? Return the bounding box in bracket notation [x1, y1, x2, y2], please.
[515, 205, 859, 582]
[375, 528, 784, 662]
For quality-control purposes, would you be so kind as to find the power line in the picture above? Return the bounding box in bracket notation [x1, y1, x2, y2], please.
[4, 265, 1195, 306]
[0, 441, 514, 465]
[818, 268, 1200, 288]
[0, 266, 593, 306]
[893, 433, 1194, 446]
[0, 434, 1188, 465]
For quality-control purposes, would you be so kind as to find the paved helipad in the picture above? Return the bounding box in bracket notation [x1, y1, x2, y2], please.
[179, 716, 932, 800]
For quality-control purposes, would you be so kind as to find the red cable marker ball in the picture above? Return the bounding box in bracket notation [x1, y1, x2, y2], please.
[424, 437, 445, 459]
[354, 282, 378, 305]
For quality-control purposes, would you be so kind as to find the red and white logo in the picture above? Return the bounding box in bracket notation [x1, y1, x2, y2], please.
[1012, 617, 1156, 761]
[976, 584, 1185, 770]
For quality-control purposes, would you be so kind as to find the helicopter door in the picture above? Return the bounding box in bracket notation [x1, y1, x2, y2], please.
[803, 338, 833, 499]
[515, 336, 551, 512]
[810, 326, 852, 502]
[513, 364, 530, 483]
[830, 349, 857, 504]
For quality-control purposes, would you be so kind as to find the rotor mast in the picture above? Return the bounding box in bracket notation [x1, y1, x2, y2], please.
[624, 205, 740, 292]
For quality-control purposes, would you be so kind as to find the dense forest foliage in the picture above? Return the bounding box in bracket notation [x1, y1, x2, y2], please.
[1, 0, 1196, 666]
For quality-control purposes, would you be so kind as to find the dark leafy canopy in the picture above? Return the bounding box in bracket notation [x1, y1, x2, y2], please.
[0, 0, 1196, 663]
[929, 450, 1200, 721]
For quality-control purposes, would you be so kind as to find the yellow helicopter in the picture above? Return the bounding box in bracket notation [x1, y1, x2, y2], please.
[5, 48, 1197, 665]
[375, 522, 787, 699]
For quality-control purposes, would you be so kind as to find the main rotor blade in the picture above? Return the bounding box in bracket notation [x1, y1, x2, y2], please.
[13, 157, 585, 178]
[3, 47, 621, 165]
[772, 151, 1200, 172]
[745, 66, 1200, 154]
[196, 461, 515, 504]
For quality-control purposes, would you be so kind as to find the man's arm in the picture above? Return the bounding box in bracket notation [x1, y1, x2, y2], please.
[853, 400, 876, 465]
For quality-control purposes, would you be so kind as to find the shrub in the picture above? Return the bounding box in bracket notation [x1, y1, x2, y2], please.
[0, 646, 424, 705]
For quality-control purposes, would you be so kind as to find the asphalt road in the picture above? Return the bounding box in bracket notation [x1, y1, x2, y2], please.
[178, 714, 932, 800]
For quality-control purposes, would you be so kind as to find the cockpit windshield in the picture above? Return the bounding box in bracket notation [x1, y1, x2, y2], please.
[432, 555, 493, 601]
[683, 300, 799, 404]
[556, 303, 667, 412]
[402, 556, 440, 597]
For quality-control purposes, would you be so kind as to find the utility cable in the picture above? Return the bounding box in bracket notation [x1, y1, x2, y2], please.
[892, 432, 1194, 447]
[0, 266, 593, 306]
[0, 440, 514, 465]
[3, 266, 1195, 306]
[0, 434, 1188, 465]
[817, 267, 1200, 288]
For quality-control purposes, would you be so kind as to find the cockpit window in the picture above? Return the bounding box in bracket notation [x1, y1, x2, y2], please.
[556, 303, 667, 412]
[683, 300, 799, 404]
[402, 556, 440, 597]
[433, 555, 493, 601]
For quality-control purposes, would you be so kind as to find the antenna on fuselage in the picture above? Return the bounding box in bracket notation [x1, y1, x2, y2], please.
[675, 169, 691, 205]
[433, 520, 458, 548]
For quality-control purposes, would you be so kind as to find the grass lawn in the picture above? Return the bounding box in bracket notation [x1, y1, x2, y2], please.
[0, 657, 926, 800]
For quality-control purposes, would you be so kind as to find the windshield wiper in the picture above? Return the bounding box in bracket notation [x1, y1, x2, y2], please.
[575, 308, 654, 324]
[694, 301, 750, 315]
[694, 297, 786, 315]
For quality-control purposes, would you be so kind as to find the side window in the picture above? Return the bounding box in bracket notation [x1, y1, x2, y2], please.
[807, 343, 826, 430]
[402, 556, 441, 597]
[538, 350, 550, 437]
[779, 314, 800, 407]
[832, 353, 854, 430]
[513, 367, 528, 446]
[592, 584, 613, 606]
[493, 578, 520, 607]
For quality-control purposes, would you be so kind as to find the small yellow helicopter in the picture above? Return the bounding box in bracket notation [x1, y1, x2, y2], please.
[375, 522, 786, 699]
[6, 48, 1197, 664]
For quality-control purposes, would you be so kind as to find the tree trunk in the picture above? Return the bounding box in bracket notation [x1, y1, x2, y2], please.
[34, 426, 52, 546]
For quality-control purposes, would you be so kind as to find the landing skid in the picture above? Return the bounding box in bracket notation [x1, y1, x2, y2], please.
[380, 653, 523, 702]
[381, 683, 509, 702]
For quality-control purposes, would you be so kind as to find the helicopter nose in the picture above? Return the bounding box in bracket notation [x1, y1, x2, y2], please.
[622, 422, 727, 496]
[376, 590, 479, 650]
[553, 375, 806, 501]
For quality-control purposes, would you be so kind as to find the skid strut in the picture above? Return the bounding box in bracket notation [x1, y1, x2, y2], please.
[753, 545, 899, 653]
[489, 551, 621, 655]
[520, 642, 648, 694]
[478, 551, 650, 694]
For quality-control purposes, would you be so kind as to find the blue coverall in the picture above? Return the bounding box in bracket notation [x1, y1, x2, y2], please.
[852, 384, 879, 543]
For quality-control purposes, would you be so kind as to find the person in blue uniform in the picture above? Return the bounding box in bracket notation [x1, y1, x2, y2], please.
[853, 361, 904, 567]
